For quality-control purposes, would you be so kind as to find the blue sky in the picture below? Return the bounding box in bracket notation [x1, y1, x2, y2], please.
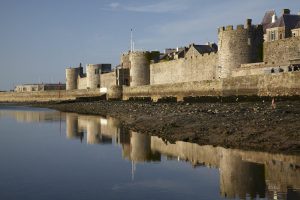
[0, 0, 299, 90]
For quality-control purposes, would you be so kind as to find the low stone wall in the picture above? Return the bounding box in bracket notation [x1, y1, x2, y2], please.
[123, 80, 222, 101]
[120, 72, 300, 101]
[0, 89, 102, 103]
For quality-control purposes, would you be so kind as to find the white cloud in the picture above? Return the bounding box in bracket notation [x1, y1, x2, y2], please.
[106, 0, 192, 13]
[109, 2, 120, 9]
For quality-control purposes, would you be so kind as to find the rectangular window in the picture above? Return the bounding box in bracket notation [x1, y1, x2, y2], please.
[95, 69, 99, 74]
[271, 31, 276, 41]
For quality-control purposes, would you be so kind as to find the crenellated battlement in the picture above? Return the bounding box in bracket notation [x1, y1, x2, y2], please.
[218, 19, 264, 34]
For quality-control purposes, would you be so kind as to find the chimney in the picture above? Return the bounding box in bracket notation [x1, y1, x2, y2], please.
[245, 19, 252, 29]
[282, 9, 290, 15]
[272, 13, 277, 23]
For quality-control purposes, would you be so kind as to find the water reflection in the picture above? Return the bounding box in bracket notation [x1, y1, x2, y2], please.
[65, 112, 300, 199]
[0, 107, 299, 200]
[0, 106, 64, 123]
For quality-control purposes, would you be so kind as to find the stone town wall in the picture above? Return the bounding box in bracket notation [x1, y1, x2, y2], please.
[232, 62, 272, 77]
[77, 77, 87, 90]
[123, 79, 222, 101]
[263, 36, 300, 66]
[121, 72, 300, 101]
[0, 89, 101, 103]
[150, 52, 218, 85]
[100, 72, 116, 89]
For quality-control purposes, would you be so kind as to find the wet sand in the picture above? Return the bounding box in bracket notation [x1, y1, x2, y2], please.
[39, 100, 300, 154]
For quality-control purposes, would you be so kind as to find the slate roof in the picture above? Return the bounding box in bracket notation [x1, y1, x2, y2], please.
[193, 44, 218, 54]
[262, 11, 300, 32]
[270, 14, 300, 29]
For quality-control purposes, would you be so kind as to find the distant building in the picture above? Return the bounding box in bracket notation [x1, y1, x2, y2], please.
[263, 9, 300, 41]
[14, 83, 66, 92]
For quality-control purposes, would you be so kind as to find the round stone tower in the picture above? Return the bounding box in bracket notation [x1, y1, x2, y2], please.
[121, 52, 131, 69]
[218, 19, 263, 78]
[86, 64, 101, 89]
[66, 67, 79, 90]
[129, 51, 150, 86]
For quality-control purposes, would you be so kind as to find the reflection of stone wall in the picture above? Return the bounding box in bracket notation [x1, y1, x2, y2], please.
[151, 137, 220, 167]
[62, 112, 300, 198]
[0, 109, 64, 123]
[0, 89, 102, 103]
[219, 150, 266, 199]
[150, 136, 300, 198]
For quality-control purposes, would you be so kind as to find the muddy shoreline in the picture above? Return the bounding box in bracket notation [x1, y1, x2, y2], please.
[27, 99, 299, 155]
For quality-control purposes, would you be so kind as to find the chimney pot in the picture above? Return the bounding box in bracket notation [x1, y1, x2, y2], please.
[282, 9, 290, 15]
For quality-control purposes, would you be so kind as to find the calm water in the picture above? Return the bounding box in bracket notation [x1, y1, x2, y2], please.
[0, 106, 299, 200]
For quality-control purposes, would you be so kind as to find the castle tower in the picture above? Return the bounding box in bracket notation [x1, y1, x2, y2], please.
[121, 53, 131, 69]
[86, 64, 101, 89]
[66, 67, 79, 90]
[218, 19, 263, 78]
[129, 51, 150, 86]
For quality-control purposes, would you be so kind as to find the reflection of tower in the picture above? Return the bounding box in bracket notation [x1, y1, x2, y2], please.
[86, 119, 100, 144]
[130, 132, 153, 162]
[66, 113, 78, 139]
[130, 132, 152, 181]
[219, 150, 266, 199]
[120, 132, 161, 180]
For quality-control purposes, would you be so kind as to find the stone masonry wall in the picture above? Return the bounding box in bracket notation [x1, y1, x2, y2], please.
[150, 52, 218, 85]
[0, 89, 102, 103]
[78, 77, 87, 90]
[121, 72, 300, 101]
[264, 36, 300, 66]
[100, 72, 116, 89]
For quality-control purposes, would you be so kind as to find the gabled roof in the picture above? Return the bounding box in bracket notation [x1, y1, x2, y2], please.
[262, 10, 276, 26]
[262, 10, 276, 32]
